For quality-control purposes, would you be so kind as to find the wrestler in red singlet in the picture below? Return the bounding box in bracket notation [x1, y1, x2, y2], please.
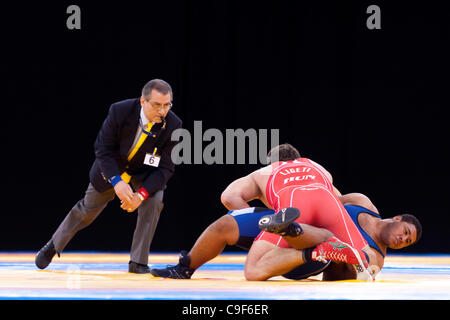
[256, 158, 368, 252]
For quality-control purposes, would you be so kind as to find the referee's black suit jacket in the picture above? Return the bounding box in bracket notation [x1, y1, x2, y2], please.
[89, 98, 182, 196]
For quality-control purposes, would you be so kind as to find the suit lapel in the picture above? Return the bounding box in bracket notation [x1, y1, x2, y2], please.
[139, 122, 163, 152]
[122, 100, 142, 155]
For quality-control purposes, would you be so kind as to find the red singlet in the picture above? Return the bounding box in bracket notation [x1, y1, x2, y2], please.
[256, 158, 368, 250]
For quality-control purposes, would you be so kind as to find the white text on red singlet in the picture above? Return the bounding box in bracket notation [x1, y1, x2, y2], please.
[278, 167, 317, 185]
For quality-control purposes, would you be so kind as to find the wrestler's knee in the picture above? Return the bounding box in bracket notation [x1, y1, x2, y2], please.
[244, 268, 258, 281]
[244, 241, 273, 281]
[244, 265, 269, 281]
[208, 215, 239, 245]
[244, 269, 261, 281]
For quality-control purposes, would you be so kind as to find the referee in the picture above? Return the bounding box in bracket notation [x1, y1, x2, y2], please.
[35, 79, 182, 273]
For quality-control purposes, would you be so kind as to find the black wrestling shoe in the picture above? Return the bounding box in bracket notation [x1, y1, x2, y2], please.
[150, 250, 195, 279]
[128, 261, 151, 274]
[258, 207, 303, 237]
[35, 240, 59, 270]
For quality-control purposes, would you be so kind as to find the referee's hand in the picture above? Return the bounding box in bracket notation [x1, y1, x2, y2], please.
[120, 193, 143, 213]
[113, 180, 134, 203]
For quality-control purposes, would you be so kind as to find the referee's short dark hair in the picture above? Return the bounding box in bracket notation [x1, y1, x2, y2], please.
[267, 143, 301, 163]
[142, 79, 173, 99]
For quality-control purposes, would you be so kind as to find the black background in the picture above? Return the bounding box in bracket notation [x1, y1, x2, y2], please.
[1, 1, 449, 255]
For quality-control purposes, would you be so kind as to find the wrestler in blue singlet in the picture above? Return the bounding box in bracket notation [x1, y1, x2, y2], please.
[228, 204, 383, 279]
[342, 205, 385, 257]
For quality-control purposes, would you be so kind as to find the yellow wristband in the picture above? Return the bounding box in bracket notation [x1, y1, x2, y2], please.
[120, 172, 132, 183]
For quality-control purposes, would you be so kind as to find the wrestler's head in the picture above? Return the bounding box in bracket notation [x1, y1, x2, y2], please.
[267, 143, 301, 163]
[381, 214, 422, 249]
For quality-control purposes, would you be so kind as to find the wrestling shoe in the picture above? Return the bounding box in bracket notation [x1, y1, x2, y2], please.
[258, 207, 303, 237]
[150, 250, 195, 279]
[311, 237, 370, 269]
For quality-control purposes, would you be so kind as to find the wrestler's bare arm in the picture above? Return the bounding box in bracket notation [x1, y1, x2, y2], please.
[220, 174, 261, 210]
[220, 166, 272, 210]
[339, 193, 379, 214]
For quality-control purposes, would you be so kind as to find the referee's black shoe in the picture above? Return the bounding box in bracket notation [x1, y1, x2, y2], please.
[128, 261, 151, 274]
[150, 250, 195, 279]
[258, 207, 303, 237]
[35, 240, 58, 269]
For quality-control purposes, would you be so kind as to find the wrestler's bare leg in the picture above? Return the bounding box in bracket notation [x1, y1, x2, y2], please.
[283, 224, 333, 249]
[244, 240, 305, 281]
[187, 215, 239, 269]
[244, 224, 332, 281]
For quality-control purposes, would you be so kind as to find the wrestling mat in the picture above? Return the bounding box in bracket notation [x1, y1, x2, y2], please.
[1, 252, 449, 300]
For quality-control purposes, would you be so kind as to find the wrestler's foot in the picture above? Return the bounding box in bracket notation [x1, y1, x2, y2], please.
[258, 207, 303, 237]
[311, 237, 370, 269]
[149, 250, 195, 279]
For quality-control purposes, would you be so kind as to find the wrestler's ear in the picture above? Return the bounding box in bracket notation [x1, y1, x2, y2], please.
[393, 216, 402, 222]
